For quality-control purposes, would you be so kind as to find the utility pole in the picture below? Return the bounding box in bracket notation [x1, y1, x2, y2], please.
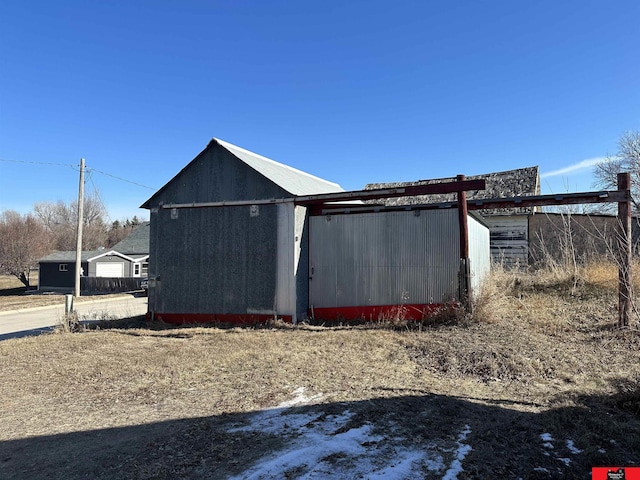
[74, 158, 85, 298]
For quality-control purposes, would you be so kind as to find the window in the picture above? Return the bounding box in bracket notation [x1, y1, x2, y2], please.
[142, 262, 149, 275]
[134, 264, 141, 276]
[59, 264, 68, 272]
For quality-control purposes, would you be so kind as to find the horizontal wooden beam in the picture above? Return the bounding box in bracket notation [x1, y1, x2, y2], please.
[294, 179, 486, 205]
[310, 190, 631, 215]
[466, 190, 630, 210]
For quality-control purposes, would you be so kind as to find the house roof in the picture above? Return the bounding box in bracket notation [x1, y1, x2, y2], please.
[364, 166, 540, 215]
[141, 138, 343, 208]
[111, 222, 150, 255]
[39, 250, 145, 263]
[39, 251, 103, 263]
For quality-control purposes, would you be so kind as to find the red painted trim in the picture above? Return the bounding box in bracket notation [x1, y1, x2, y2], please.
[147, 312, 293, 325]
[309, 304, 452, 322]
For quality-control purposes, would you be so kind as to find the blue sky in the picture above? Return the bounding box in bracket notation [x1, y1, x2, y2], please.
[1, 0, 638, 221]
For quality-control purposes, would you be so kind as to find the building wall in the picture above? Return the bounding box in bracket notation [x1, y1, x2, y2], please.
[38, 261, 89, 290]
[148, 203, 279, 316]
[294, 205, 310, 319]
[482, 215, 529, 267]
[146, 144, 297, 319]
[308, 209, 462, 309]
[528, 212, 640, 266]
[148, 144, 291, 205]
[88, 254, 131, 277]
[468, 214, 491, 299]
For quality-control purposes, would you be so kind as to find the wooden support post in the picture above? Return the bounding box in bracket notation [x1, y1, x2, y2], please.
[617, 172, 632, 328]
[457, 174, 471, 310]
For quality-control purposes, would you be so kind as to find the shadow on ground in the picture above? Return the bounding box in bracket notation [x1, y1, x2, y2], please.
[1, 390, 639, 479]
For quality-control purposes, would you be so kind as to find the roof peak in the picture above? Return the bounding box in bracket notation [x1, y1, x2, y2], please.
[212, 138, 343, 193]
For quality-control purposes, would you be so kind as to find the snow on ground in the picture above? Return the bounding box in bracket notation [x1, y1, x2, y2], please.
[566, 439, 582, 455]
[539, 433, 585, 469]
[229, 389, 591, 479]
[228, 387, 471, 480]
[442, 425, 472, 480]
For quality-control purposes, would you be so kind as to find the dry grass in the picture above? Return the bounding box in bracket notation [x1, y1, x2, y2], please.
[1, 263, 640, 478]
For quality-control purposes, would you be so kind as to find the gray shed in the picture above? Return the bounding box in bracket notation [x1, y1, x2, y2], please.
[140, 138, 344, 324]
[308, 208, 490, 321]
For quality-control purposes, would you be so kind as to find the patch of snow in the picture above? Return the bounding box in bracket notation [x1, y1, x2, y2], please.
[442, 425, 472, 480]
[598, 448, 606, 454]
[276, 387, 323, 408]
[566, 439, 582, 455]
[540, 433, 554, 450]
[534, 467, 550, 473]
[558, 457, 571, 466]
[228, 387, 475, 480]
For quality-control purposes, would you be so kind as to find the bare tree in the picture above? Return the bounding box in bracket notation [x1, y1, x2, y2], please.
[594, 130, 640, 212]
[0, 211, 53, 287]
[106, 217, 142, 248]
[34, 193, 108, 250]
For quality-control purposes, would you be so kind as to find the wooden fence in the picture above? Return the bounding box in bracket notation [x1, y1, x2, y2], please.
[81, 277, 143, 294]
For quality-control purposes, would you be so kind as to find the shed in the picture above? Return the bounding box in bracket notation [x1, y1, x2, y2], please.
[140, 138, 344, 324]
[141, 138, 491, 324]
[308, 208, 490, 321]
[365, 167, 540, 267]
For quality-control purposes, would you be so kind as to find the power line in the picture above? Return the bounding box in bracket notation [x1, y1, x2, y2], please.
[86, 170, 113, 225]
[0, 157, 76, 168]
[88, 167, 157, 190]
[1, 156, 158, 190]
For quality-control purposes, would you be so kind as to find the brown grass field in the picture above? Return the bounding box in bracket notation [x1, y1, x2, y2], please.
[0, 263, 639, 478]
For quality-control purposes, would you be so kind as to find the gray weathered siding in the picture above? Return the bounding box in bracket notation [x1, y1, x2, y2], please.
[147, 144, 291, 206]
[309, 209, 462, 308]
[149, 203, 278, 315]
[145, 142, 301, 317]
[482, 215, 529, 267]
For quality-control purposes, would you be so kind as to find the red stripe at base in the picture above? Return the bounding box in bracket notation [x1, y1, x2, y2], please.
[146, 312, 293, 325]
[309, 304, 453, 322]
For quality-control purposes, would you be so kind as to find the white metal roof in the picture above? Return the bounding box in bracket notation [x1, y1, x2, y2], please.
[214, 138, 344, 196]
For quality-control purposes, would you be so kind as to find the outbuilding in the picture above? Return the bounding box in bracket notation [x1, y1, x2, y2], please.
[140, 138, 344, 323]
[141, 138, 491, 324]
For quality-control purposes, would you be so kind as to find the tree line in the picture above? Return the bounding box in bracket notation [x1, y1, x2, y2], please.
[0, 193, 145, 287]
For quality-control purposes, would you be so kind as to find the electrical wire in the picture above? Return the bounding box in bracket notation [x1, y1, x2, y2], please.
[0, 157, 76, 168]
[88, 168, 157, 190]
[1, 156, 158, 190]
[86, 170, 114, 225]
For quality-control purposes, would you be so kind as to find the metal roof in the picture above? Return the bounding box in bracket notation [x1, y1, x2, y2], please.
[110, 222, 150, 254]
[214, 138, 343, 196]
[141, 138, 344, 208]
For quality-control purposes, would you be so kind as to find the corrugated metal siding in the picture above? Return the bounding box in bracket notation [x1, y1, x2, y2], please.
[294, 205, 310, 319]
[149, 203, 278, 315]
[276, 204, 295, 317]
[467, 215, 491, 299]
[309, 209, 461, 308]
[482, 215, 529, 267]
